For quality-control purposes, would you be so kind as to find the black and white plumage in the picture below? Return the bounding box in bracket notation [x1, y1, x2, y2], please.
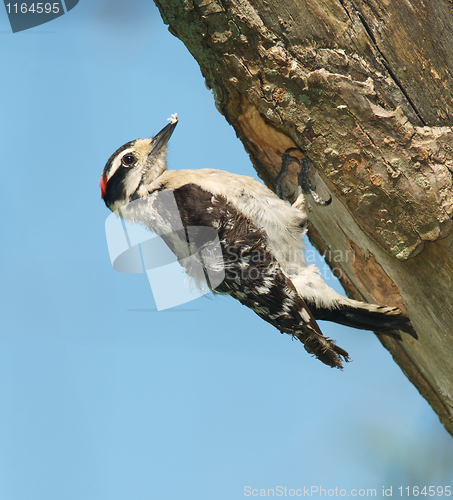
[100, 115, 416, 369]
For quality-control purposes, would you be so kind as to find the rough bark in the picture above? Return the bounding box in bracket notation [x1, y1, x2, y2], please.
[154, 0, 453, 435]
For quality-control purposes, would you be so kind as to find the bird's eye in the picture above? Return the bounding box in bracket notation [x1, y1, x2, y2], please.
[122, 154, 137, 167]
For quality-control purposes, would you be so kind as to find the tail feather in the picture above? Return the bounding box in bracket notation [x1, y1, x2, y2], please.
[310, 300, 418, 339]
[299, 331, 350, 369]
[282, 326, 350, 369]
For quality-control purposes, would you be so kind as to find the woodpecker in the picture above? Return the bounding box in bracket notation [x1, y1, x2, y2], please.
[100, 115, 416, 369]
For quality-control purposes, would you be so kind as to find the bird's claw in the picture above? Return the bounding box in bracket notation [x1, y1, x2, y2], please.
[298, 156, 332, 206]
[275, 148, 301, 199]
[276, 148, 332, 206]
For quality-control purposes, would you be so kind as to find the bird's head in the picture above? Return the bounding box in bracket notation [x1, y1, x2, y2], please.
[100, 115, 178, 211]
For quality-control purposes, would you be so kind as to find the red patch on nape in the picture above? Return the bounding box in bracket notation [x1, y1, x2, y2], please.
[100, 174, 108, 199]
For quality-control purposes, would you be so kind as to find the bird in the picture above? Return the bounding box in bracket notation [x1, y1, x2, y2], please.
[100, 114, 416, 369]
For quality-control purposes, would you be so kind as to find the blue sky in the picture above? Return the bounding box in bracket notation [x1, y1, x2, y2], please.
[0, 1, 452, 499]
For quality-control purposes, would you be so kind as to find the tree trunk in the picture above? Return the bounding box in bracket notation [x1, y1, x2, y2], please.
[154, 0, 453, 435]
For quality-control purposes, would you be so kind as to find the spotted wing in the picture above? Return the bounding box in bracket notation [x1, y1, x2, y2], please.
[172, 183, 349, 368]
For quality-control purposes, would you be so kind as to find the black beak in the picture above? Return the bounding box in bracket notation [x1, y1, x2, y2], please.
[149, 118, 178, 157]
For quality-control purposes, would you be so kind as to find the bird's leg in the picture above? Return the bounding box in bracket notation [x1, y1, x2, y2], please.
[298, 155, 332, 206]
[275, 148, 301, 200]
[276, 149, 332, 207]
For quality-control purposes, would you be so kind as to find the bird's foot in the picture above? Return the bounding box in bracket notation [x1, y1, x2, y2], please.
[275, 148, 301, 200]
[275, 148, 332, 206]
[297, 155, 332, 206]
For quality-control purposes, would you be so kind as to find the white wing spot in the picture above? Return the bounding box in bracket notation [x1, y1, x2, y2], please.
[300, 308, 311, 322]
